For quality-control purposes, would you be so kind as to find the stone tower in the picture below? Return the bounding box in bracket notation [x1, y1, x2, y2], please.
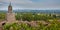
[8, 2, 12, 13]
[6, 2, 16, 23]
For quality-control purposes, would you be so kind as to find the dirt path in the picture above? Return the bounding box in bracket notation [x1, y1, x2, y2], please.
[0, 27, 3, 30]
[0, 20, 6, 30]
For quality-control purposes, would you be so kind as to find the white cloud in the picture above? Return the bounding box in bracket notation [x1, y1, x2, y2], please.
[0, 0, 60, 10]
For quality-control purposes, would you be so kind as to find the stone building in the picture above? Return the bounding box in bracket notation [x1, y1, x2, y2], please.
[6, 2, 16, 23]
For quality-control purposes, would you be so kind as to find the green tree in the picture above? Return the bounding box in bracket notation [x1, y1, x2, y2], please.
[22, 13, 34, 21]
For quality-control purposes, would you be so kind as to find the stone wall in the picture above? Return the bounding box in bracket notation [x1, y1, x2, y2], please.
[6, 13, 16, 23]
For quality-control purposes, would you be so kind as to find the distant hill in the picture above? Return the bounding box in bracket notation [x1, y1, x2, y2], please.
[0, 10, 7, 13]
[0, 10, 60, 14]
[13, 10, 60, 14]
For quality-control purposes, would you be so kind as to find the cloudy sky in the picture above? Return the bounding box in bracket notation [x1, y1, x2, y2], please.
[0, 0, 60, 10]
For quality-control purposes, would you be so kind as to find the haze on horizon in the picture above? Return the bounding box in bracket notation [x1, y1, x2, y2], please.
[0, 0, 60, 10]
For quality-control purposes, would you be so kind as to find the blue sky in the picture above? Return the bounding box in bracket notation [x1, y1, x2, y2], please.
[0, 0, 60, 10]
